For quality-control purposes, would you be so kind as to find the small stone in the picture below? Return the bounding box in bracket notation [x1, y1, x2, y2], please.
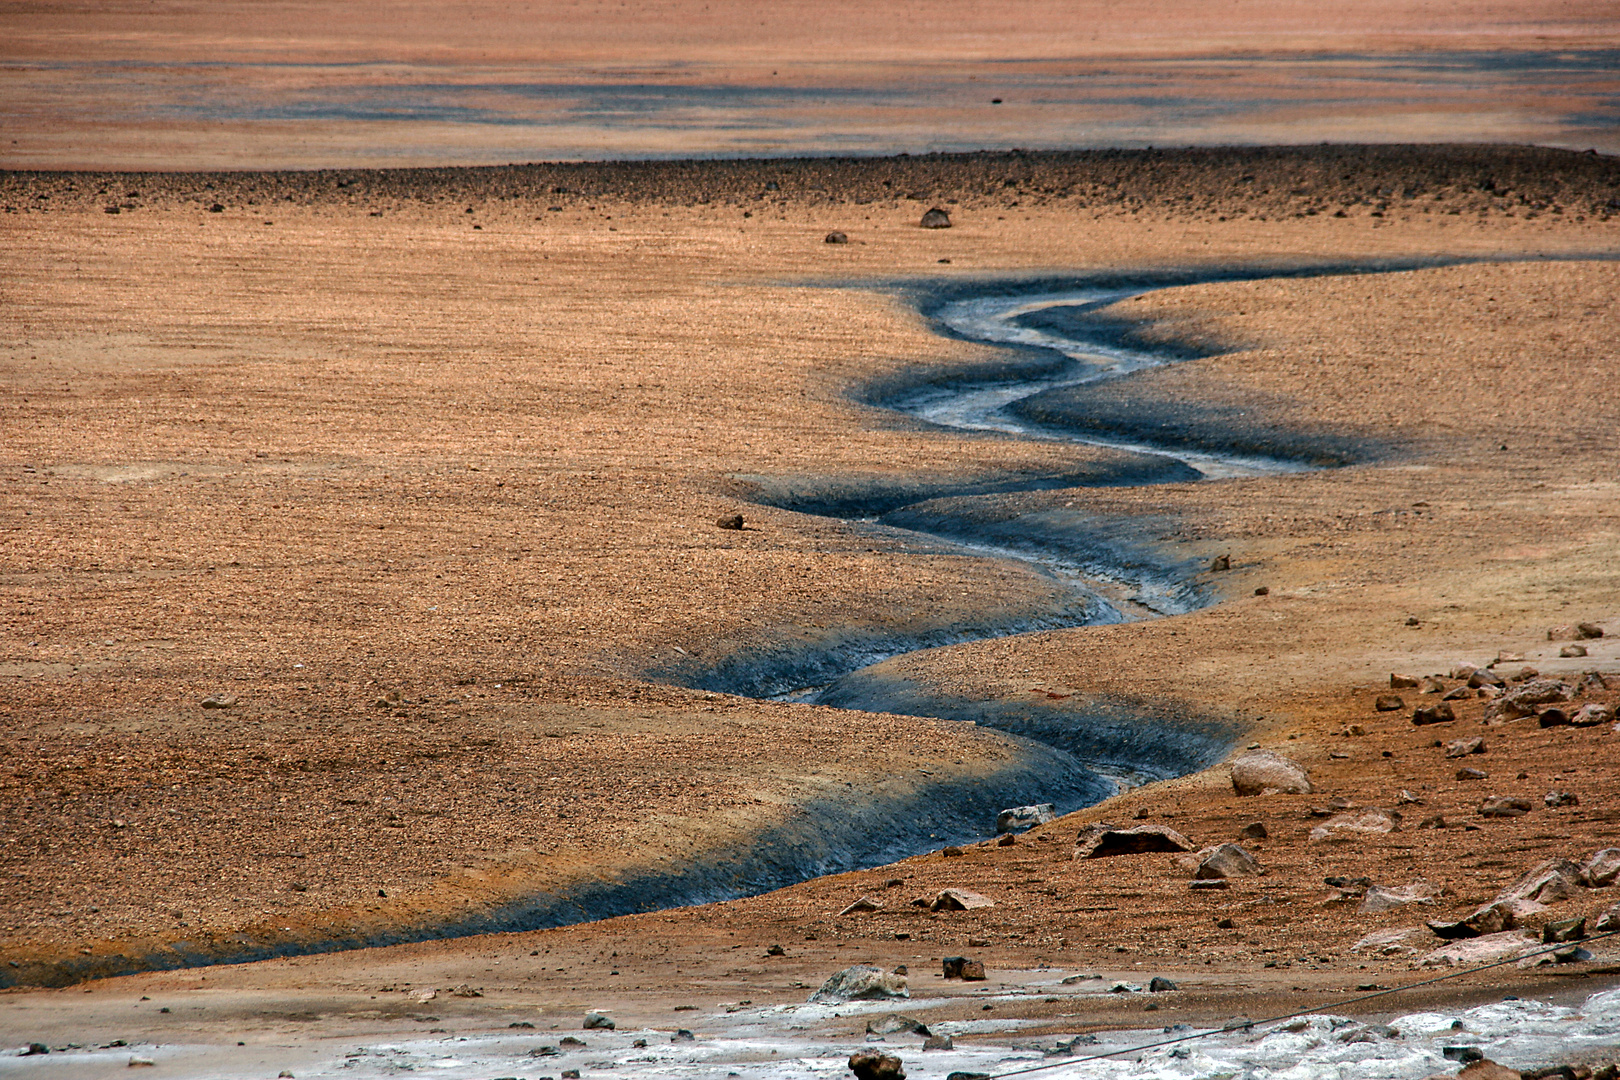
[922, 1035, 954, 1050]
[1470, 668, 1505, 688]
[1444, 736, 1486, 758]
[1309, 808, 1398, 842]
[1238, 821, 1268, 840]
[1189, 879, 1229, 890]
[559, 1036, 586, 1048]
[672, 1029, 695, 1041]
[824, 231, 849, 243]
[1215, 917, 1236, 929]
[1361, 880, 1439, 913]
[1194, 843, 1261, 878]
[208, 203, 225, 213]
[1390, 673, 1420, 689]
[940, 846, 964, 857]
[1456, 767, 1488, 780]
[200, 694, 237, 709]
[128, 1057, 156, 1068]
[811, 964, 909, 1002]
[996, 832, 1015, 847]
[930, 888, 993, 911]
[562, 1071, 581, 1079]
[1210, 554, 1230, 571]
[1572, 703, 1614, 727]
[919, 208, 951, 229]
[996, 803, 1056, 833]
[1148, 976, 1178, 992]
[1412, 704, 1456, 725]
[1577, 622, 1605, 639]
[866, 1015, 930, 1037]
[449, 983, 481, 998]
[1539, 707, 1571, 728]
[1483, 793, 1529, 819]
[716, 514, 744, 530]
[1375, 695, 1405, 712]
[1545, 790, 1579, 808]
[1582, 847, 1620, 887]
[840, 896, 882, 915]
[1543, 916, 1586, 943]
[849, 1050, 906, 1080]
[1499, 859, 1584, 904]
[1596, 902, 1620, 932]
[1229, 749, 1311, 795]
[1406, 616, 1421, 626]
[1442, 685, 1475, 701]
[1073, 823, 1194, 858]
[1456, 1061, 1523, 1080]
[959, 960, 986, 980]
[583, 1012, 615, 1030]
[767, 944, 785, 956]
[1346, 724, 1366, 736]
[1561, 645, 1589, 658]
[1253, 586, 1269, 596]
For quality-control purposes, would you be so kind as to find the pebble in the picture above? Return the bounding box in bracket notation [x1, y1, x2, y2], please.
[1148, 976, 1178, 992]
[1561, 644, 1589, 657]
[930, 888, 993, 911]
[1238, 821, 1268, 840]
[1456, 766, 1489, 780]
[1229, 748, 1311, 795]
[583, 1012, 615, 1030]
[1479, 795, 1533, 817]
[1412, 703, 1456, 725]
[919, 207, 951, 228]
[824, 231, 849, 243]
[715, 513, 744, 530]
[200, 693, 237, 709]
[1390, 673, 1420, 689]
[1578, 622, 1606, 639]
[1193, 843, 1261, 878]
[1545, 790, 1580, 808]
[1375, 694, 1405, 711]
[1445, 736, 1486, 758]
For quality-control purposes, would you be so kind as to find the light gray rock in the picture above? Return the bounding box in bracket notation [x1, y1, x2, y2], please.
[1419, 930, 1537, 967]
[1582, 847, 1620, 887]
[1360, 880, 1439, 913]
[996, 803, 1056, 834]
[930, 888, 994, 912]
[1350, 926, 1425, 959]
[1496, 858, 1584, 904]
[1309, 808, 1399, 842]
[1445, 737, 1486, 758]
[866, 1014, 930, 1037]
[810, 965, 910, 1003]
[1229, 749, 1311, 796]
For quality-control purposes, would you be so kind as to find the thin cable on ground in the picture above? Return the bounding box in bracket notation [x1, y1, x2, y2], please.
[982, 927, 1620, 1079]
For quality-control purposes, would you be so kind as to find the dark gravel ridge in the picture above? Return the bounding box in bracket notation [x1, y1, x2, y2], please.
[4, 144, 1617, 222]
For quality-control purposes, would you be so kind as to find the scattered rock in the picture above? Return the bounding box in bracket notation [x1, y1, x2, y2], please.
[583, 1012, 615, 1030]
[200, 693, 237, 709]
[1543, 916, 1587, 943]
[1498, 859, 1584, 904]
[1412, 704, 1456, 725]
[1539, 708, 1572, 728]
[1238, 821, 1268, 840]
[1254, 585, 1269, 596]
[1391, 674, 1420, 689]
[1582, 848, 1620, 887]
[1350, 926, 1424, 959]
[840, 896, 882, 915]
[959, 960, 986, 980]
[1445, 1047, 1486, 1064]
[767, 944, 786, 956]
[996, 803, 1056, 833]
[919, 208, 951, 229]
[811, 965, 909, 1003]
[1360, 880, 1439, 913]
[1479, 795, 1533, 817]
[672, 1029, 695, 1041]
[922, 1035, 953, 1051]
[1561, 645, 1589, 658]
[940, 846, 965, 858]
[1451, 662, 1480, 679]
[128, 1057, 156, 1067]
[449, 984, 481, 998]
[1546, 790, 1579, 808]
[1470, 668, 1505, 688]
[1074, 823, 1194, 858]
[1572, 703, 1614, 727]
[866, 1015, 930, 1037]
[1443, 685, 1475, 701]
[1445, 737, 1486, 758]
[824, 231, 849, 243]
[996, 833, 1016, 847]
[1421, 677, 1447, 694]
[1326, 875, 1374, 894]
[1456, 767, 1488, 780]
[1596, 902, 1620, 932]
[1148, 976, 1178, 992]
[1229, 749, 1311, 795]
[1309, 808, 1399, 842]
[1193, 843, 1261, 879]
[1419, 930, 1538, 967]
[1429, 897, 1543, 938]
[1489, 679, 1575, 721]
[1375, 695, 1406, 712]
[559, 1036, 585, 1048]
[1189, 879, 1229, 890]
[716, 513, 744, 530]
[1578, 622, 1606, 639]
[1215, 917, 1236, 929]
[930, 888, 993, 911]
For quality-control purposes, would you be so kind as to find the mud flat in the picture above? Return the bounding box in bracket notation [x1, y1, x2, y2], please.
[2, 147, 1620, 1065]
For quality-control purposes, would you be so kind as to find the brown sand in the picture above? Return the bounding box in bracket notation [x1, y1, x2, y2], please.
[2, 148, 1620, 1042]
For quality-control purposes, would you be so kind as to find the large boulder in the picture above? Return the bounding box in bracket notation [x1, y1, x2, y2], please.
[810, 965, 909, 1003]
[1074, 823, 1194, 859]
[1229, 749, 1311, 796]
[996, 803, 1056, 834]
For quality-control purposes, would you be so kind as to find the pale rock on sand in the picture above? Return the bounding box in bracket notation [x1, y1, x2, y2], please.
[1229, 749, 1311, 796]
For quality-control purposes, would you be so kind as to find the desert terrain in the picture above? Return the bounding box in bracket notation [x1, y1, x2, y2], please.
[2, 145, 1620, 1076]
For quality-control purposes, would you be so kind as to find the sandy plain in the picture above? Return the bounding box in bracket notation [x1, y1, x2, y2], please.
[2, 146, 1620, 1071]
